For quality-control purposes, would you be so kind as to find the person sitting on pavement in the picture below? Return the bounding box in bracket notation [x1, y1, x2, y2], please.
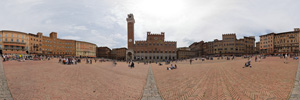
[167, 64, 176, 70]
[294, 56, 298, 60]
[171, 64, 175, 69]
[159, 63, 162, 66]
[244, 58, 252, 68]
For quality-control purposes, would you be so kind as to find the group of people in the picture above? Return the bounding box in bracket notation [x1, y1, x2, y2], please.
[2, 54, 53, 62]
[2, 55, 12, 62]
[167, 64, 177, 70]
[2, 54, 28, 62]
[86, 58, 93, 64]
[126, 61, 134, 68]
[59, 57, 80, 65]
[254, 55, 261, 62]
[244, 55, 262, 68]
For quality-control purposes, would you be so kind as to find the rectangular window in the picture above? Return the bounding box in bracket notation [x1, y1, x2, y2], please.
[5, 34, 7, 37]
[11, 39, 13, 42]
[17, 35, 19, 38]
[5, 38, 8, 42]
[22, 40, 24, 43]
[17, 39, 19, 42]
[11, 34, 13, 37]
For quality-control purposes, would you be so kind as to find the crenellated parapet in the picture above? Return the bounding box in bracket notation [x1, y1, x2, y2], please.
[222, 33, 236, 36]
[165, 41, 177, 43]
[147, 31, 165, 36]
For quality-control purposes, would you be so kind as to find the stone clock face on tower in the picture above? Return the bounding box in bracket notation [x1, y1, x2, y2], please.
[129, 39, 132, 42]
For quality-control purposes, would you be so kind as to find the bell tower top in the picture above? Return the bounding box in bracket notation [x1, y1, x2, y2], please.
[127, 13, 135, 50]
[126, 13, 135, 23]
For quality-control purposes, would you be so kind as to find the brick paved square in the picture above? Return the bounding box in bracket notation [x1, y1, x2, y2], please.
[152, 57, 298, 100]
[3, 59, 149, 100]
[2, 57, 299, 100]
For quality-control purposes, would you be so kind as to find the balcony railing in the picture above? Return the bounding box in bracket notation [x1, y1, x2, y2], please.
[4, 47, 27, 51]
[3, 41, 26, 45]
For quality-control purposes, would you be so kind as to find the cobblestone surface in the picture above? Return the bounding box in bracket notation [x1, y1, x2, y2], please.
[0, 58, 13, 100]
[152, 57, 298, 100]
[3, 59, 148, 100]
[289, 59, 300, 100]
[2, 57, 299, 100]
[141, 65, 162, 100]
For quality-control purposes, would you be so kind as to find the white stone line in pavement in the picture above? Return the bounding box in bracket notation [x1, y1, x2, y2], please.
[0, 58, 13, 100]
[289, 59, 300, 100]
[141, 65, 162, 100]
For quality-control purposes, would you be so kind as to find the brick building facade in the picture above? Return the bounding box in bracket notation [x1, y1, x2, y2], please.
[76, 41, 97, 57]
[28, 33, 43, 55]
[96, 47, 111, 58]
[125, 14, 177, 61]
[111, 47, 127, 60]
[189, 34, 255, 56]
[0, 30, 29, 56]
[177, 47, 197, 59]
[256, 42, 260, 54]
[0, 30, 97, 57]
[259, 28, 300, 55]
[189, 41, 204, 57]
[41, 32, 76, 56]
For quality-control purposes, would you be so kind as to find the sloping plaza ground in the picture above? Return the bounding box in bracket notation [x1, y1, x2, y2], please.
[2, 57, 299, 100]
[3, 59, 148, 100]
[152, 57, 298, 100]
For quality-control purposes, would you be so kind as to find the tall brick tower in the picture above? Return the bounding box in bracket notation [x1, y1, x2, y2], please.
[126, 14, 135, 61]
[127, 14, 135, 49]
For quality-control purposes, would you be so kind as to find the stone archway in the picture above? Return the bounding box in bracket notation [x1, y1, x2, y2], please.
[126, 50, 134, 61]
[127, 52, 132, 60]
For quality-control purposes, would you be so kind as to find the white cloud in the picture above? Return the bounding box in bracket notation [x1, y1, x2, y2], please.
[1, 0, 300, 48]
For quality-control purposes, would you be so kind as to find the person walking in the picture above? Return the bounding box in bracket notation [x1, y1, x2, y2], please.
[255, 56, 257, 62]
[74, 59, 77, 65]
[3, 55, 5, 62]
[284, 54, 288, 64]
[131, 62, 135, 68]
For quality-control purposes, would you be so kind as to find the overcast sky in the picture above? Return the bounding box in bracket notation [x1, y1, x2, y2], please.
[1, 0, 300, 48]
